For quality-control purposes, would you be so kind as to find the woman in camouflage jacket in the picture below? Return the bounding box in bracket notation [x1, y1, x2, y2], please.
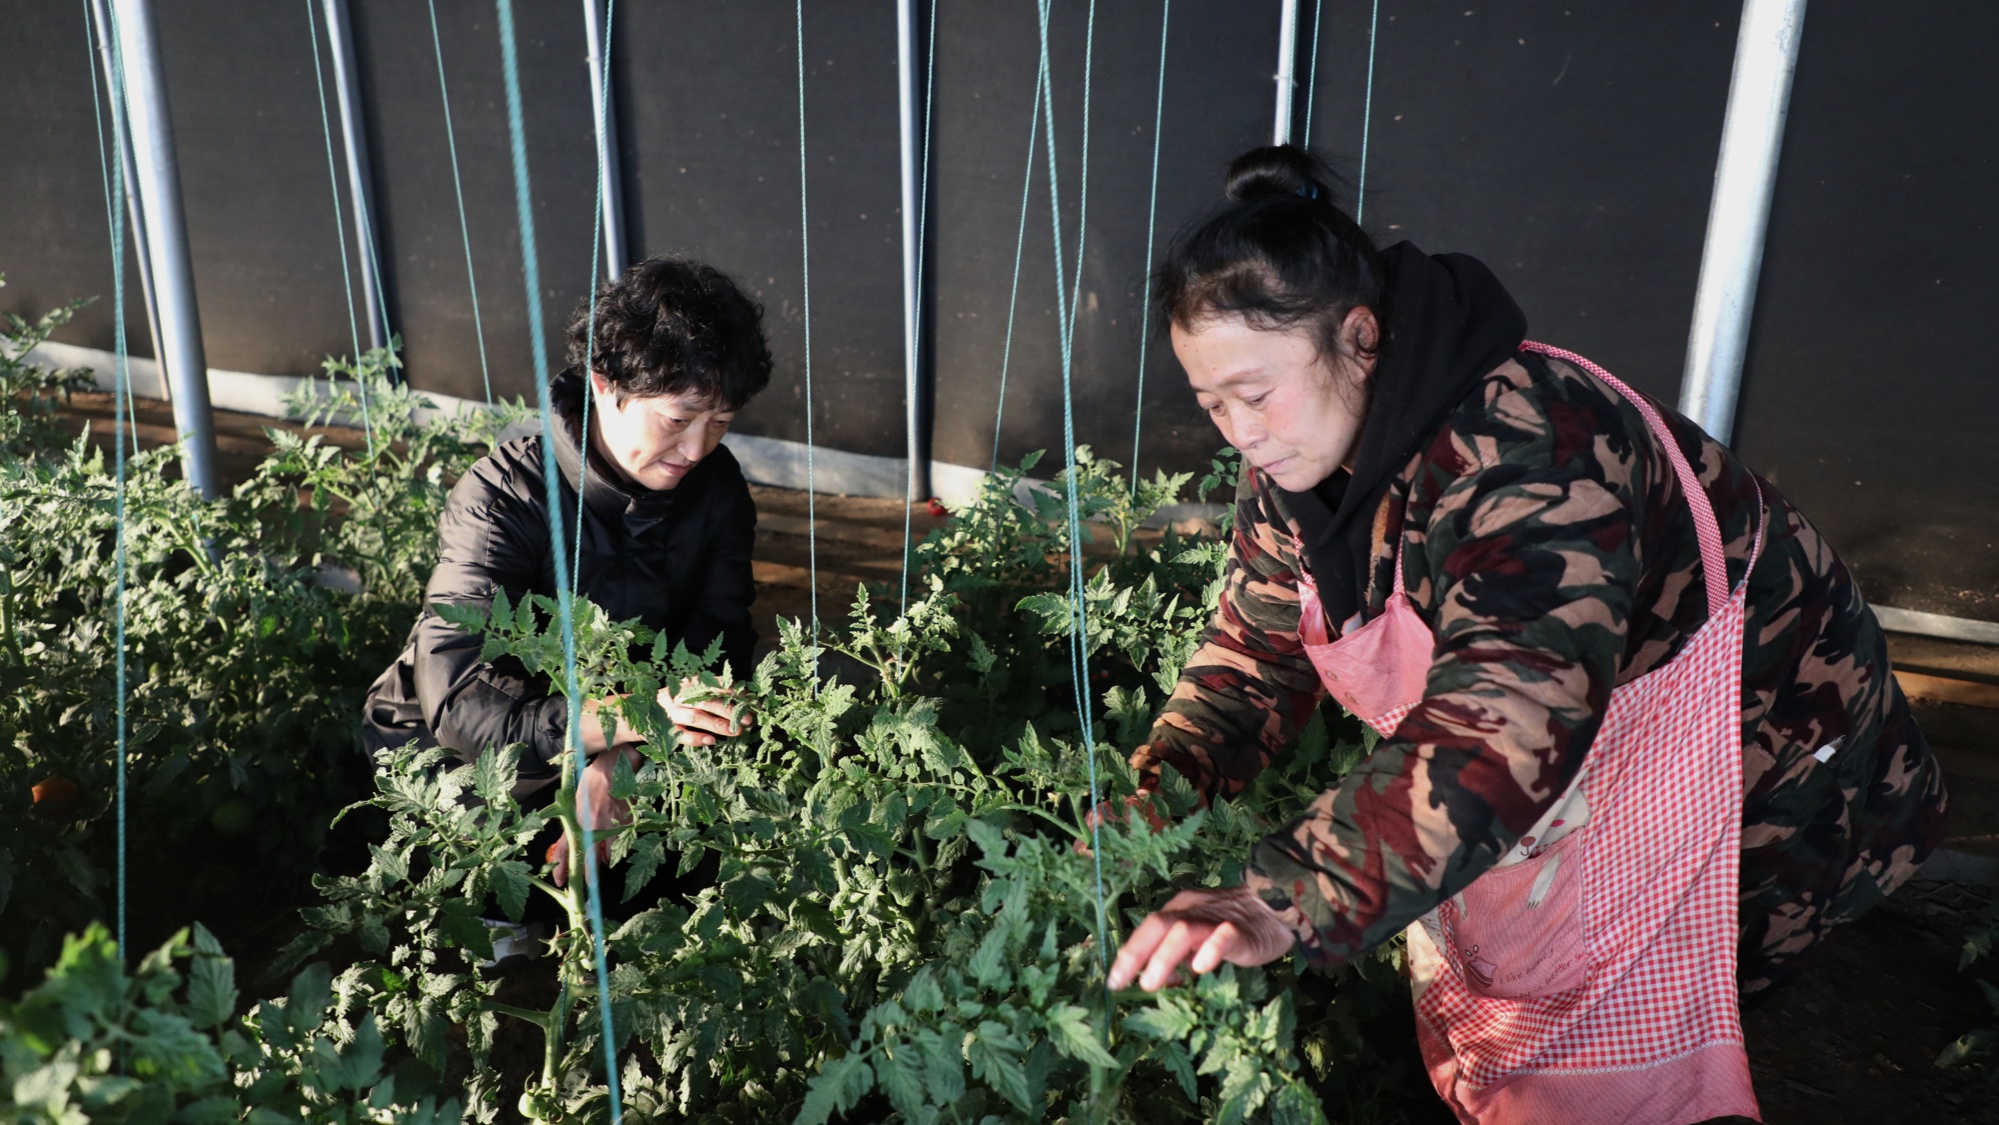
[1106, 148, 1948, 1011]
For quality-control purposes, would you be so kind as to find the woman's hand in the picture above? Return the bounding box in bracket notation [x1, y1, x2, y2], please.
[550, 746, 638, 888]
[655, 676, 753, 747]
[1107, 886, 1298, 992]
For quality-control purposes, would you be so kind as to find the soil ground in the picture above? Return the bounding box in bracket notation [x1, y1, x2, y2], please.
[57, 395, 1999, 1121]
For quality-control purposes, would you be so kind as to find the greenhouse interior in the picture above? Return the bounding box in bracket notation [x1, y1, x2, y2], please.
[4, 0, 1998, 1122]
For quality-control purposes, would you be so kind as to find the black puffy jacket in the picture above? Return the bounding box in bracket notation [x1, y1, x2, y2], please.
[361, 369, 757, 799]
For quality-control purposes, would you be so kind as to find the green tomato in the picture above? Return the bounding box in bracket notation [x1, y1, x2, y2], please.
[209, 798, 255, 836]
[518, 1088, 559, 1121]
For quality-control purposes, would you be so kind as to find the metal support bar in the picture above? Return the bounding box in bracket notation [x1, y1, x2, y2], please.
[895, 0, 929, 500]
[321, 0, 389, 354]
[1875, 605, 1999, 649]
[1271, 0, 1299, 145]
[582, 0, 627, 280]
[1679, 0, 1808, 445]
[88, 0, 169, 402]
[108, 0, 218, 497]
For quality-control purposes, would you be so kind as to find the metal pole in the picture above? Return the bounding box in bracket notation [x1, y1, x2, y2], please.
[1272, 0, 1299, 145]
[89, 0, 169, 403]
[321, 0, 389, 354]
[108, 0, 218, 497]
[1679, 0, 1807, 445]
[582, 0, 627, 280]
[895, 0, 929, 500]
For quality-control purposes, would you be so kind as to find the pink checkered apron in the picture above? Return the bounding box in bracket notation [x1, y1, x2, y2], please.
[1295, 342, 1765, 1124]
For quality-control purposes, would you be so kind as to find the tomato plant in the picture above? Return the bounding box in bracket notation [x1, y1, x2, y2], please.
[0, 302, 529, 974]
[259, 444, 1424, 1124]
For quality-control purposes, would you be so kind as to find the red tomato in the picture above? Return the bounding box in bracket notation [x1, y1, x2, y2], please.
[31, 776, 78, 819]
[926, 498, 948, 519]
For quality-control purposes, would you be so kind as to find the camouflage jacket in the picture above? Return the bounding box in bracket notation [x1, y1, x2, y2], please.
[1133, 352, 1948, 990]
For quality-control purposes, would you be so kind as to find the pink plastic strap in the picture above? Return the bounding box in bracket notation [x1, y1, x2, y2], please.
[1520, 341, 1730, 618]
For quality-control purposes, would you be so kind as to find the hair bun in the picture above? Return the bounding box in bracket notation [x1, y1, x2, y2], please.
[1225, 145, 1338, 205]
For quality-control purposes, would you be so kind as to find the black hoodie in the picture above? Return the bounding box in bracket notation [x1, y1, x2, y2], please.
[360, 369, 758, 800]
[1281, 242, 1528, 629]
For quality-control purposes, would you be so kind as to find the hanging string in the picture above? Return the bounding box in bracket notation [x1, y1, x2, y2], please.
[1128, 0, 1169, 492]
[425, 0, 494, 404]
[81, 1, 140, 460]
[88, 0, 135, 963]
[492, 3, 623, 1119]
[989, 67, 1041, 471]
[1064, 0, 1097, 348]
[796, 0, 820, 645]
[574, 0, 620, 589]
[895, 0, 938, 631]
[1033, 0, 1109, 980]
[1356, 0, 1381, 225]
[1302, 0, 1323, 145]
[304, 0, 374, 448]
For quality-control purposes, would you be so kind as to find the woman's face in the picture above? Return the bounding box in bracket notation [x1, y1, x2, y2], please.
[588, 372, 735, 491]
[1174, 308, 1378, 492]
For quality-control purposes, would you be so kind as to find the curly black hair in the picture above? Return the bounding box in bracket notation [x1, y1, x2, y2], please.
[566, 255, 773, 410]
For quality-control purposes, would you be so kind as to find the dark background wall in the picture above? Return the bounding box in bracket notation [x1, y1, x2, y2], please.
[4, 1, 1994, 621]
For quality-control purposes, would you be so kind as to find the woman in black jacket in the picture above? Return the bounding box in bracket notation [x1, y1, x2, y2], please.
[362, 256, 768, 885]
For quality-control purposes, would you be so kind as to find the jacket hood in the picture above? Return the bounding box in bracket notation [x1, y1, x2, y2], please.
[1282, 242, 1528, 628]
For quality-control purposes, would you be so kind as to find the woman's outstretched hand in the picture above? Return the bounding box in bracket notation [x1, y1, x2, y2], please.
[550, 746, 638, 889]
[655, 676, 753, 747]
[1107, 886, 1298, 992]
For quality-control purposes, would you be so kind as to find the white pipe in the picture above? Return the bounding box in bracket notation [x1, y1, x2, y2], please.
[1272, 0, 1299, 145]
[896, 0, 928, 500]
[582, 0, 627, 280]
[1679, 0, 1808, 445]
[321, 0, 389, 354]
[108, 0, 218, 497]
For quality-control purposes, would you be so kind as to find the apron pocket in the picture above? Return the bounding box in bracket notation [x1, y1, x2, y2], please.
[1443, 829, 1589, 1000]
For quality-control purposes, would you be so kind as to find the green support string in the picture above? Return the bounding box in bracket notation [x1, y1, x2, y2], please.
[304, 0, 374, 448]
[493, 3, 623, 1119]
[1032, 0, 1109, 985]
[1357, 0, 1381, 225]
[88, 0, 135, 964]
[81, 2, 139, 461]
[896, 0, 938, 631]
[1129, 0, 1170, 491]
[574, 0, 620, 590]
[796, 0, 820, 644]
[989, 64, 1041, 471]
[425, 0, 494, 404]
[1303, 0, 1323, 145]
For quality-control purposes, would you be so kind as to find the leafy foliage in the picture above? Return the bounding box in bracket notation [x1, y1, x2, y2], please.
[0, 923, 462, 1123]
[0, 313, 524, 973]
[271, 443, 1411, 1123]
[3, 287, 1421, 1121]
[1937, 891, 1999, 1080]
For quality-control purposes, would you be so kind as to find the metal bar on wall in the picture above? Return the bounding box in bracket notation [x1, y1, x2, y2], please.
[1271, 0, 1299, 145]
[895, 0, 929, 500]
[583, 0, 627, 280]
[1679, 0, 1808, 445]
[88, 0, 169, 403]
[108, 0, 218, 497]
[321, 0, 389, 354]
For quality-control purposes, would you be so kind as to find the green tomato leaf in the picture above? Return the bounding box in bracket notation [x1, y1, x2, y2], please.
[1045, 1003, 1117, 1069]
[184, 953, 237, 1031]
[796, 1051, 874, 1125]
[489, 860, 530, 922]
